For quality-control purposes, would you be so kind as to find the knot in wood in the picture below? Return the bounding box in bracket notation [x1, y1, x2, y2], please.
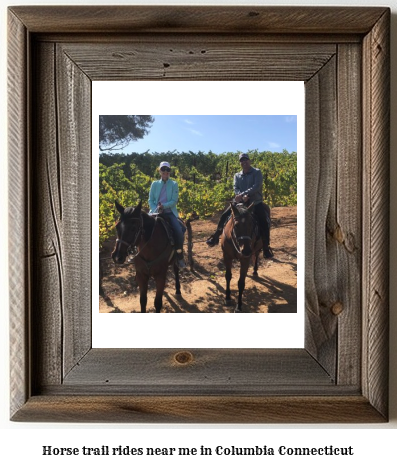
[331, 302, 344, 316]
[174, 351, 193, 365]
[333, 225, 344, 244]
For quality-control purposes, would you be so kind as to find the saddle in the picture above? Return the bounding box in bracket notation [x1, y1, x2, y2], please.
[149, 213, 186, 246]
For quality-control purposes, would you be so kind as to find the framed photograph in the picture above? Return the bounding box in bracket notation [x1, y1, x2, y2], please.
[8, 6, 390, 423]
[93, 83, 304, 348]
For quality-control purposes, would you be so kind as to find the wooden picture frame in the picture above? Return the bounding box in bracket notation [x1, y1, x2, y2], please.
[8, 6, 390, 423]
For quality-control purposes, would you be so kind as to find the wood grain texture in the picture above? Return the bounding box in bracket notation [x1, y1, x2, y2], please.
[304, 57, 338, 377]
[32, 42, 92, 387]
[362, 9, 390, 419]
[34, 33, 363, 45]
[8, 6, 390, 423]
[60, 42, 336, 81]
[62, 349, 333, 391]
[11, 396, 385, 424]
[336, 44, 362, 386]
[8, 10, 30, 419]
[9, 6, 387, 34]
[55, 44, 92, 377]
[32, 42, 63, 388]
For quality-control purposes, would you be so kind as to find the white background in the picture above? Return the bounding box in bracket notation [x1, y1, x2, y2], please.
[1, 0, 396, 469]
[92, 81, 305, 348]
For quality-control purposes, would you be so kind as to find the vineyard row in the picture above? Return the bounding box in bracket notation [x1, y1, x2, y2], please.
[99, 149, 297, 247]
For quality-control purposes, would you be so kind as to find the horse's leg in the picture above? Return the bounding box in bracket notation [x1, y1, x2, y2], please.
[154, 274, 166, 313]
[224, 257, 233, 306]
[136, 273, 149, 313]
[253, 251, 259, 277]
[174, 262, 181, 296]
[236, 258, 250, 312]
[253, 239, 262, 277]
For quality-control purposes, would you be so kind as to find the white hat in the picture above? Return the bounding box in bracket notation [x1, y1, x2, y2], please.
[159, 161, 171, 169]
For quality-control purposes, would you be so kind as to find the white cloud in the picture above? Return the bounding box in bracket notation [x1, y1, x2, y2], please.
[267, 141, 281, 149]
[183, 118, 203, 136]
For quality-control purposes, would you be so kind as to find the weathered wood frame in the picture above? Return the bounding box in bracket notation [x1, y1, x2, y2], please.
[8, 6, 390, 423]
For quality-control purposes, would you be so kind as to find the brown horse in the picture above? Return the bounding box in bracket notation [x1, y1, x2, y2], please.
[111, 201, 181, 313]
[221, 202, 262, 312]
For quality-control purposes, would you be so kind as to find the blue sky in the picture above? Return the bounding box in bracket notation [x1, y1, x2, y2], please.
[111, 115, 297, 155]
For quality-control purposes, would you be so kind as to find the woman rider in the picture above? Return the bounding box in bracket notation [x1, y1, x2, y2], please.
[148, 161, 186, 268]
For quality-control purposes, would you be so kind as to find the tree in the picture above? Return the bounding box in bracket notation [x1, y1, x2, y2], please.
[99, 115, 154, 151]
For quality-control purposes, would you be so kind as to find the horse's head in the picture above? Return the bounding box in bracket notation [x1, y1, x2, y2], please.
[111, 201, 142, 264]
[230, 202, 256, 257]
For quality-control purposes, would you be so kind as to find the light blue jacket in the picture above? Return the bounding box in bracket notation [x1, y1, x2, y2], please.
[148, 178, 179, 218]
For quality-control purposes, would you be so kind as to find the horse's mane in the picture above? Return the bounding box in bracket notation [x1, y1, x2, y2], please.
[123, 206, 150, 219]
[124, 206, 158, 234]
[233, 204, 251, 216]
[123, 207, 135, 217]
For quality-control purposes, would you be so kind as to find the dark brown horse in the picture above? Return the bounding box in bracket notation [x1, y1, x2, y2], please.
[221, 202, 262, 312]
[111, 201, 181, 313]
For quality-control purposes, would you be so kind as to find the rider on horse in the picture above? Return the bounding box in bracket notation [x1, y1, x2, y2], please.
[148, 161, 187, 268]
[206, 152, 274, 259]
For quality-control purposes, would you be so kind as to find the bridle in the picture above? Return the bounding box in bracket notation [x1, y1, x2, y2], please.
[115, 215, 143, 254]
[229, 211, 256, 258]
[114, 215, 175, 269]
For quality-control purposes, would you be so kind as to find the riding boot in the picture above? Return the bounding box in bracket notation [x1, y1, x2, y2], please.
[176, 249, 186, 269]
[206, 228, 222, 247]
[262, 238, 274, 259]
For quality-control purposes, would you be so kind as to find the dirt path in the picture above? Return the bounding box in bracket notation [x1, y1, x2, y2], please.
[99, 206, 297, 313]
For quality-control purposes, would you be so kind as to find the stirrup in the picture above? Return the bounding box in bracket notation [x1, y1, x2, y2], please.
[206, 235, 220, 247]
[176, 250, 186, 268]
[177, 258, 186, 269]
[264, 246, 274, 259]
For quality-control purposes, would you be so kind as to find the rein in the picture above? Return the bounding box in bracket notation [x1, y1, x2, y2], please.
[118, 215, 174, 270]
[227, 212, 256, 258]
[116, 215, 143, 252]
